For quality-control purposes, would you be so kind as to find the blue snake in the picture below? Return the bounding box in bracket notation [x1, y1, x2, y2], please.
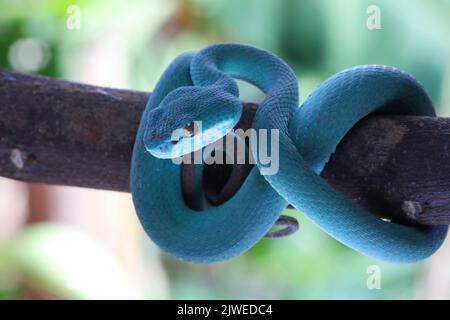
[131, 43, 448, 264]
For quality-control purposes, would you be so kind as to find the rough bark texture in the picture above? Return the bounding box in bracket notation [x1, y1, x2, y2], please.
[1, 68, 449, 225]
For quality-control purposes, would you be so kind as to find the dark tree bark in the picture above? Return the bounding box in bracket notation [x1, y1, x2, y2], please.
[1, 68, 449, 226]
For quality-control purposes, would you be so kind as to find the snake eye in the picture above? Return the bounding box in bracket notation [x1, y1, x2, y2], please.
[183, 121, 198, 137]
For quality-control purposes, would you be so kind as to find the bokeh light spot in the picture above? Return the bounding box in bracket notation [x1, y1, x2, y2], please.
[7, 38, 50, 72]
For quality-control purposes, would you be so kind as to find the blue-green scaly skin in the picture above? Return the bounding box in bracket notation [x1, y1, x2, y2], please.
[131, 43, 448, 264]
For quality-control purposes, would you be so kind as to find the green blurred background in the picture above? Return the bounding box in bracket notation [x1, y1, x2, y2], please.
[0, 0, 449, 299]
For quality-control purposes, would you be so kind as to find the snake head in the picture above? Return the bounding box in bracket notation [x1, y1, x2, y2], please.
[144, 86, 242, 159]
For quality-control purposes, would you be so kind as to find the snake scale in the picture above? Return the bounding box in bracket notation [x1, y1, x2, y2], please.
[131, 43, 448, 264]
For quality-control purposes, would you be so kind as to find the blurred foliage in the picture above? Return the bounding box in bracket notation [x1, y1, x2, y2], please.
[1, 223, 143, 299]
[0, 0, 449, 299]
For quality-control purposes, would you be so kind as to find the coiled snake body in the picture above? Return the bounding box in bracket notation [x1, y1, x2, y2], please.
[131, 43, 447, 263]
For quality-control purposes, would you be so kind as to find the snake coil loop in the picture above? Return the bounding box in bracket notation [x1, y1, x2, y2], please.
[131, 43, 447, 264]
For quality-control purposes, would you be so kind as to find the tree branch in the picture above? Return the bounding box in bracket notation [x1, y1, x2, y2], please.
[1, 68, 449, 226]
